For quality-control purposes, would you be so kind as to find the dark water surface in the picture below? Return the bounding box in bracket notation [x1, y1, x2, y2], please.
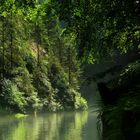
[0, 111, 99, 140]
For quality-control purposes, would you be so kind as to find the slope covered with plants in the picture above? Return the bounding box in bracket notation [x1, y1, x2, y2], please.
[0, 0, 87, 113]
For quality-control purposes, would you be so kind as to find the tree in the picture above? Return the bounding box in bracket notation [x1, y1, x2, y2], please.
[0, 0, 88, 112]
[52, 0, 140, 62]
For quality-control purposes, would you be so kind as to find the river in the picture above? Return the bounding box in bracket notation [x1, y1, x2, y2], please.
[0, 111, 100, 140]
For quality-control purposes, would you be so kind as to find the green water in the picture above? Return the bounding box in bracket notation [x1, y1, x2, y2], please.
[0, 111, 99, 140]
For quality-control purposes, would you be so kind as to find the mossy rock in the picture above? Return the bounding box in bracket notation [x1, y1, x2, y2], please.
[15, 113, 28, 118]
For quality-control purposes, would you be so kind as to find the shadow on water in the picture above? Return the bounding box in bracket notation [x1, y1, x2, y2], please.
[0, 111, 100, 140]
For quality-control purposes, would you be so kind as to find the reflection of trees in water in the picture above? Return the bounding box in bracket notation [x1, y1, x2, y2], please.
[8, 120, 27, 140]
[36, 113, 63, 140]
[0, 116, 20, 140]
[4, 118, 35, 140]
[0, 112, 88, 140]
[58, 112, 88, 140]
[0, 115, 43, 140]
[35, 112, 88, 140]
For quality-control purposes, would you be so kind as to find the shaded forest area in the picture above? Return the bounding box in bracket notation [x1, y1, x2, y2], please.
[0, 0, 140, 139]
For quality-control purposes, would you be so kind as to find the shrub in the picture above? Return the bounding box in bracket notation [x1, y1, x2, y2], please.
[75, 96, 88, 110]
[1, 79, 27, 112]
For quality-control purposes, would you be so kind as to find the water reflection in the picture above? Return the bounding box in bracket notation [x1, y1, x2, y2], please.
[0, 111, 99, 140]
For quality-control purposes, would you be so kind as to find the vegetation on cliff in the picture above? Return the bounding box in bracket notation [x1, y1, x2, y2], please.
[0, 0, 88, 112]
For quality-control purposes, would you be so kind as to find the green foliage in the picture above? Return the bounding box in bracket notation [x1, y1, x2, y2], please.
[13, 67, 35, 95]
[75, 95, 88, 110]
[119, 60, 140, 85]
[53, 0, 140, 62]
[48, 60, 74, 110]
[1, 79, 27, 112]
[0, 0, 88, 113]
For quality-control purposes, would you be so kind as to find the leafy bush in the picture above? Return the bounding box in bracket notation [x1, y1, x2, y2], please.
[47, 99, 63, 112]
[1, 79, 27, 112]
[75, 96, 88, 110]
[26, 93, 43, 111]
[13, 67, 35, 96]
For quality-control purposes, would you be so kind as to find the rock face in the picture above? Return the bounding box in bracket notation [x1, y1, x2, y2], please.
[97, 82, 117, 105]
[97, 61, 140, 140]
